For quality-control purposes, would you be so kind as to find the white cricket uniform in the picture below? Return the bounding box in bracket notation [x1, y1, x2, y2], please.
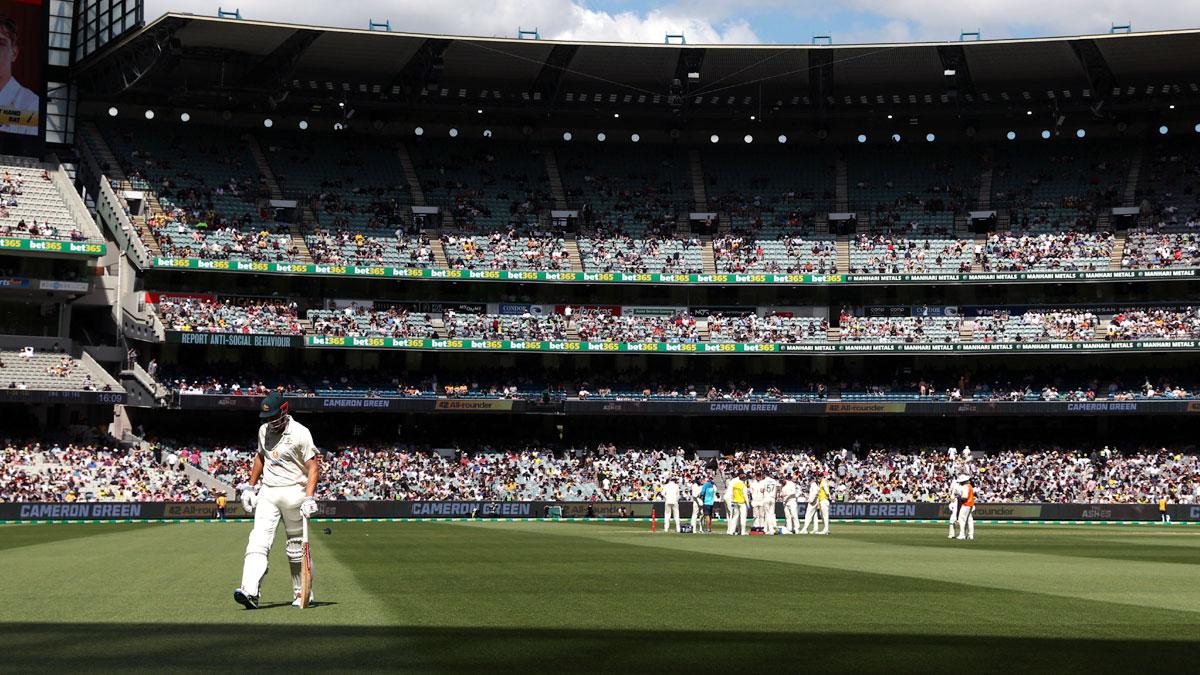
[748, 479, 763, 529]
[800, 481, 820, 533]
[781, 480, 799, 533]
[760, 477, 779, 534]
[240, 417, 318, 598]
[661, 482, 681, 532]
[0, 78, 38, 136]
[689, 483, 704, 533]
[947, 481, 960, 538]
[954, 483, 976, 539]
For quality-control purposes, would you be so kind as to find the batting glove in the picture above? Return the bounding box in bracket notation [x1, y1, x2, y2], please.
[300, 497, 318, 518]
[241, 487, 258, 514]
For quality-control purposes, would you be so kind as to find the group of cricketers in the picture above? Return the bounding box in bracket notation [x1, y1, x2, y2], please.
[661, 470, 834, 535]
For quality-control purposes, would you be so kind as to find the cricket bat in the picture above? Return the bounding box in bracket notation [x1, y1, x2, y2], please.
[300, 516, 312, 609]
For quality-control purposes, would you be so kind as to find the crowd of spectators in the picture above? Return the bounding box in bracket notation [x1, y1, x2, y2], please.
[979, 230, 1115, 272]
[851, 232, 971, 274]
[309, 306, 436, 339]
[443, 228, 571, 271]
[1122, 226, 1200, 269]
[306, 226, 434, 267]
[713, 232, 839, 275]
[0, 440, 212, 502]
[153, 295, 304, 335]
[572, 309, 700, 343]
[160, 443, 1200, 504]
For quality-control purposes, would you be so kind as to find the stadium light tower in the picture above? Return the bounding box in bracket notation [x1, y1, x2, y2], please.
[216, 7, 241, 20]
[1110, 22, 1132, 34]
[368, 19, 391, 32]
[517, 27, 540, 40]
[812, 35, 832, 45]
[665, 33, 686, 45]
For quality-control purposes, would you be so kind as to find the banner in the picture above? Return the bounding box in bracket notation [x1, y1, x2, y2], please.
[0, 389, 125, 404]
[167, 332, 304, 348]
[176, 394, 527, 414]
[1, 501, 1188, 522]
[433, 399, 515, 412]
[150, 257, 1200, 286]
[1, 237, 105, 255]
[289, 334, 1200, 355]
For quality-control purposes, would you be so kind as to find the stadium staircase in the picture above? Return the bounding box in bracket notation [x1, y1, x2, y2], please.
[970, 231, 986, 272]
[429, 317, 448, 338]
[835, 234, 850, 272]
[688, 149, 707, 211]
[244, 135, 285, 200]
[699, 237, 717, 274]
[396, 142, 426, 206]
[834, 153, 849, 212]
[82, 122, 163, 258]
[245, 135, 314, 264]
[431, 239, 450, 268]
[1123, 141, 1144, 207]
[542, 147, 568, 210]
[1110, 231, 1127, 269]
[977, 166, 993, 210]
[562, 239, 584, 272]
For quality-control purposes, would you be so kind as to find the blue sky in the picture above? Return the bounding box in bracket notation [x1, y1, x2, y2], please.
[146, 1, 1200, 44]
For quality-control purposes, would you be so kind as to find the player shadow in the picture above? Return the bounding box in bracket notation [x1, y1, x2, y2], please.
[6, 623, 1199, 672]
[251, 600, 339, 610]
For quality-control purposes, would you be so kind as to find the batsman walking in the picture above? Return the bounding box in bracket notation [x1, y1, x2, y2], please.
[234, 392, 321, 609]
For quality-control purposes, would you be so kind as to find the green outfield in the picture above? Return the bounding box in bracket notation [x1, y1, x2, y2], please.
[1, 520, 1196, 673]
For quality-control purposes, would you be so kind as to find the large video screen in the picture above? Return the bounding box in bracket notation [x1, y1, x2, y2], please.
[0, 0, 43, 138]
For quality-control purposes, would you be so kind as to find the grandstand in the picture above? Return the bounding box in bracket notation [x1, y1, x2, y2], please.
[6, 7, 1200, 670]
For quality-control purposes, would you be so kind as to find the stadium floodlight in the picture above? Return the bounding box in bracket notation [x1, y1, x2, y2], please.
[483, 129, 493, 137]
[1169, 104, 1176, 110]
[1041, 129, 1051, 139]
[943, 68, 956, 77]
[856, 134, 867, 143]
[597, 132, 606, 142]
[179, 112, 190, 122]
[476, 109, 483, 114]
[1195, 123, 1200, 133]
[1026, 110, 1033, 116]
[891, 133, 901, 143]
[334, 122, 345, 131]
[449, 128, 459, 137]
[613, 113, 620, 118]
[1075, 128, 1085, 138]
[144, 110, 155, 120]
[563, 131, 573, 141]
[1159, 125, 1169, 135]
[414, 126, 424, 136]
[925, 133, 935, 142]
[107, 106, 118, 117]
[263, 118, 273, 128]
[710, 134, 719, 143]
[777, 134, 787, 144]
[630, 133, 640, 143]
[298, 120, 308, 130]
[750, 115, 756, 121]
[743, 134, 753, 144]
[887, 114, 893, 119]
[1006, 131, 1016, 140]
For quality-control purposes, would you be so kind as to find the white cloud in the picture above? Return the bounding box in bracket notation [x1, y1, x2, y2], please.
[146, 0, 761, 43]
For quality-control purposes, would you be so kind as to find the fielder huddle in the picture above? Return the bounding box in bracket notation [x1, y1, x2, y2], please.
[234, 392, 321, 609]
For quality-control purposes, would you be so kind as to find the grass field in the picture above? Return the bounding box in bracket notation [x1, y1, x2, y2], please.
[1, 520, 1197, 673]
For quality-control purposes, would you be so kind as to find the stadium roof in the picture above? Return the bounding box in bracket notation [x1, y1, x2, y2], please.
[74, 13, 1200, 123]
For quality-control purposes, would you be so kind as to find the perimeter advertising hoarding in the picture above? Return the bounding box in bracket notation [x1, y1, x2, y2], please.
[175, 394, 528, 414]
[0, 502, 1188, 522]
[0, 0, 43, 139]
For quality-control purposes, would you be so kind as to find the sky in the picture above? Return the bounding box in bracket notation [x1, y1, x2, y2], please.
[145, 1, 1200, 45]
